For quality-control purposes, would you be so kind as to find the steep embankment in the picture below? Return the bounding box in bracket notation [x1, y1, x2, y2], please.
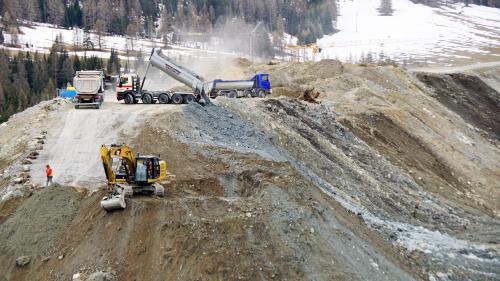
[251, 61, 500, 279]
[0, 60, 499, 281]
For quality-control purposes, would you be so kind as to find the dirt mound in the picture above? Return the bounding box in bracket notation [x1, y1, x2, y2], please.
[233, 57, 252, 68]
[416, 72, 500, 140]
[256, 60, 343, 94]
[0, 184, 84, 280]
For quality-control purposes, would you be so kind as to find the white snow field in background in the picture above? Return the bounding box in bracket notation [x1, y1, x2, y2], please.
[316, 0, 500, 65]
[2, 0, 499, 65]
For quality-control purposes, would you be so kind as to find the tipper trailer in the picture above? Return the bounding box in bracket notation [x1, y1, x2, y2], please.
[73, 70, 105, 109]
[117, 49, 211, 105]
[117, 48, 271, 105]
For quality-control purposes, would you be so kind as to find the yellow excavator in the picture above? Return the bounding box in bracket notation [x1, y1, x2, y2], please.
[100, 144, 167, 211]
[285, 43, 322, 61]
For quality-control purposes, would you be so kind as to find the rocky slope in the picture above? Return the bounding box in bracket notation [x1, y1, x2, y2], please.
[0, 60, 499, 281]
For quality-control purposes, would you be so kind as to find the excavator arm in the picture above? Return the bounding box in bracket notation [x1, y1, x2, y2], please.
[100, 145, 116, 191]
[100, 144, 137, 191]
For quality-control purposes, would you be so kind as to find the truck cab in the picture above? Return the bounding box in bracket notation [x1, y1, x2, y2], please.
[253, 74, 271, 93]
[117, 73, 138, 93]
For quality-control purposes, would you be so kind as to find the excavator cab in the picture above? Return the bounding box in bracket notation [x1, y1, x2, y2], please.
[134, 156, 164, 184]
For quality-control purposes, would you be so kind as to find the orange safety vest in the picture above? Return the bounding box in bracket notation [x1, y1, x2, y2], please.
[46, 167, 53, 177]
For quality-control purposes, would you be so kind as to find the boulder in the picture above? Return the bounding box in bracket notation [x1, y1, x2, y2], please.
[85, 271, 116, 281]
[13, 177, 25, 184]
[15, 256, 31, 267]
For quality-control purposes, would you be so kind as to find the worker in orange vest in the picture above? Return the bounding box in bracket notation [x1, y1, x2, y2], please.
[46, 164, 53, 187]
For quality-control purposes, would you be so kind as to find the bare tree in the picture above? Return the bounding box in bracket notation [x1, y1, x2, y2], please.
[95, 19, 106, 50]
[83, 0, 97, 30]
[46, 0, 64, 25]
[8, 26, 19, 46]
[126, 22, 139, 51]
[97, 0, 111, 31]
[160, 9, 174, 46]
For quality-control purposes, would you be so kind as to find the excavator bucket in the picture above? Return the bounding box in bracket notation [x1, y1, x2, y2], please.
[101, 190, 126, 211]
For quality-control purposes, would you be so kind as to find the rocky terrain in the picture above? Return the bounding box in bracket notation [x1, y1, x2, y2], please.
[0, 59, 499, 281]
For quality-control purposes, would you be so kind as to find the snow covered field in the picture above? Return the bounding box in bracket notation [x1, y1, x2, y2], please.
[316, 0, 500, 65]
[2, 0, 499, 66]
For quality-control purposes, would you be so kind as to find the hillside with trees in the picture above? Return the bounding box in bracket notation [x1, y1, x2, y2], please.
[0, 42, 120, 122]
[0, 0, 338, 44]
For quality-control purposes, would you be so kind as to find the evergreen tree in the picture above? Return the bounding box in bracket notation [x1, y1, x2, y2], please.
[64, 0, 83, 28]
[61, 57, 75, 87]
[107, 49, 120, 74]
[42, 78, 57, 100]
[379, 0, 394, 16]
[73, 55, 82, 71]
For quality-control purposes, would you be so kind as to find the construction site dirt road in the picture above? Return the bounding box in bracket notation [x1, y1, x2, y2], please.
[0, 59, 499, 281]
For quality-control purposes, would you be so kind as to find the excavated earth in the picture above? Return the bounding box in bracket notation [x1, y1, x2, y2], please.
[0, 59, 499, 281]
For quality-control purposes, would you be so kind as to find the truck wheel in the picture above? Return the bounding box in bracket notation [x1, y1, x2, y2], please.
[142, 94, 153, 104]
[74, 105, 79, 109]
[172, 94, 183, 104]
[96, 104, 100, 109]
[228, 91, 237, 98]
[183, 95, 196, 103]
[159, 94, 170, 104]
[244, 90, 252, 98]
[258, 90, 267, 98]
[124, 94, 133, 104]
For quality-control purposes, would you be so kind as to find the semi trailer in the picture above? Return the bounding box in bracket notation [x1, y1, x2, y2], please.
[73, 70, 105, 109]
[117, 49, 210, 105]
[117, 48, 271, 105]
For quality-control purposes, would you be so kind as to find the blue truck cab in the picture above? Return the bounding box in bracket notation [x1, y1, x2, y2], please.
[254, 73, 271, 93]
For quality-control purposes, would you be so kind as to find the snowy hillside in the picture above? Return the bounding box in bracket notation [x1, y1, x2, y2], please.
[2, 23, 238, 60]
[1, 0, 499, 66]
[317, 0, 500, 65]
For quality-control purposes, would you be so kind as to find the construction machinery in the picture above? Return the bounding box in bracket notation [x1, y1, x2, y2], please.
[73, 70, 105, 109]
[100, 144, 167, 211]
[285, 43, 322, 61]
[117, 48, 272, 104]
[117, 48, 210, 105]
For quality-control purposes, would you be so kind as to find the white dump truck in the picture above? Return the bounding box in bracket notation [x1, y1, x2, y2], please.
[73, 70, 105, 109]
